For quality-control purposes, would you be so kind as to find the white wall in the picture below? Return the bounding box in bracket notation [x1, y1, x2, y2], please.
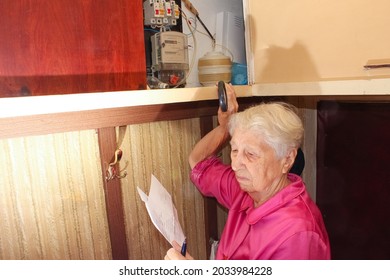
[181, 0, 244, 87]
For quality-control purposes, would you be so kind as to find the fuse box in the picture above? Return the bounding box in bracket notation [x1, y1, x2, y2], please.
[143, 0, 180, 27]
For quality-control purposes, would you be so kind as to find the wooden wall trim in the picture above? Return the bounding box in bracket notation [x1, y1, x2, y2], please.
[199, 116, 218, 259]
[0, 101, 215, 139]
[0, 97, 263, 139]
[97, 127, 129, 260]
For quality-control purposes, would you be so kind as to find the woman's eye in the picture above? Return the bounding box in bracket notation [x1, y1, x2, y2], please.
[246, 151, 257, 158]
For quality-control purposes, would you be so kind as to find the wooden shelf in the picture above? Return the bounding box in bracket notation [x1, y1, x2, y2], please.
[0, 86, 255, 139]
[2, 78, 390, 120]
[1, 79, 390, 140]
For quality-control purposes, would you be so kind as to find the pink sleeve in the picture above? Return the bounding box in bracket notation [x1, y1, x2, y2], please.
[190, 157, 241, 209]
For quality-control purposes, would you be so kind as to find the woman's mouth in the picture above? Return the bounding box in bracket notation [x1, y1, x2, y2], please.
[235, 174, 249, 183]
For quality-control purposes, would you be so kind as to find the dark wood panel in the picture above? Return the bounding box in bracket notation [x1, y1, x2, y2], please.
[200, 116, 218, 258]
[317, 100, 390, 259]
[0, 1, 146, 96]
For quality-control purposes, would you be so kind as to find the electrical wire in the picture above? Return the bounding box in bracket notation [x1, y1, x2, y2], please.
[144, 28, 159, 33]
[172, 7, 197, 88]
[182, 16, 197, 36]
[186, 15, 234, 61]
[181, 0, 215, 44]
[214, 43, 234, 62]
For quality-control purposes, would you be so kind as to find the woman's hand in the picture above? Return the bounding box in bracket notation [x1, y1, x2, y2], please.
[217, 83, 239, 128]
[164, 241, 194, 260]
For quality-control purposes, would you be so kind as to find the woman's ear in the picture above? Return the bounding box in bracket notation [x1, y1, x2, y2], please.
[282, 148, 298, 174]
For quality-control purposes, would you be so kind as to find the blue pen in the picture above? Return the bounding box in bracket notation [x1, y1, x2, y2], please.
[181, 238, 187, 256]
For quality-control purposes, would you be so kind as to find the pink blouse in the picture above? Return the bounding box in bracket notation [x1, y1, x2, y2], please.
[190, 157, 330, 260]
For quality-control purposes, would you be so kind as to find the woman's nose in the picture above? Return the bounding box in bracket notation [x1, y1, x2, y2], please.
[231, 152, 243, 171]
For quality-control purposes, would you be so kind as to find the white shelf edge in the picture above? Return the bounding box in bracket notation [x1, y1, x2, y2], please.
[0, 86, 252, 118]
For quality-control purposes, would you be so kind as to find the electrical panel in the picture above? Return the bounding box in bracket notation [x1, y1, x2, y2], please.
[143, 0, 187, 88]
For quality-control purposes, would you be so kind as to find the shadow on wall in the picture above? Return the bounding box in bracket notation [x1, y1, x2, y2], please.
[259, 42, 321, 83]
[245, 13, 321, 83]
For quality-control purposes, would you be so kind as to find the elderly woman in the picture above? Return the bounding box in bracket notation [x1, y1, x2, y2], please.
[166, 83, 330, 260]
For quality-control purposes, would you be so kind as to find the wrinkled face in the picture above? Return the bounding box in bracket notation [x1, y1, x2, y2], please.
[230, 127, 287, 197]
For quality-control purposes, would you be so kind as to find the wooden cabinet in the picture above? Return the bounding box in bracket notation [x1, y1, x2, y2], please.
[244, 0, 390, 84]
[0, 1, 146, 97]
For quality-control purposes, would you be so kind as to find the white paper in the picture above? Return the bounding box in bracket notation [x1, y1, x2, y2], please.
[137, 174, 185, 246]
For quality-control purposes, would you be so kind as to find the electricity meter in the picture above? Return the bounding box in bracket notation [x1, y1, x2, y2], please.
[151, 31, 189, 87]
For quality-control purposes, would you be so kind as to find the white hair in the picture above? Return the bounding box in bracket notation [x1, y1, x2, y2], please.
[228, 102, 304, 158]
